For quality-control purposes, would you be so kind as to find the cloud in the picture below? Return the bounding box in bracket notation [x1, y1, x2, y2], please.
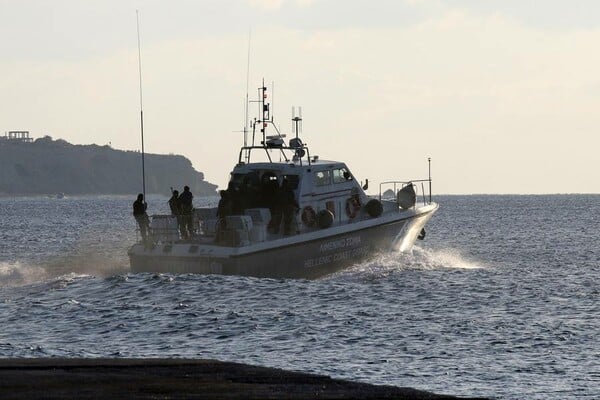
[2, 4, 600, 193]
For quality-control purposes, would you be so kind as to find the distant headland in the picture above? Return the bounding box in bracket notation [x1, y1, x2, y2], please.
[0, 132, 218, 196]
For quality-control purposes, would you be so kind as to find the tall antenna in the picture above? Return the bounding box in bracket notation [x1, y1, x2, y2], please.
[244, 29, 251, 162]
[136, 10, 146, 201]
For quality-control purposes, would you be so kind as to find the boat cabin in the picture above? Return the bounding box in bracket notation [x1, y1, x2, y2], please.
[227, 157, 367, 234]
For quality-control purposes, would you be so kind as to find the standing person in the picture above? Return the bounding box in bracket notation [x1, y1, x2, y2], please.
[168, 189, 182, 237]
[281, 179, 299, 235]
[217, 189, 233, 225]
[215, 189, 233, 243]
[133, 193, 150, 242]
[263, 176, 282, 234]
[179, 185, 194, 239]
[267, 179, 283, 234]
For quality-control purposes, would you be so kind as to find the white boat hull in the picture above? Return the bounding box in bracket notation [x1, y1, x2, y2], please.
[129, 204, 438, 279]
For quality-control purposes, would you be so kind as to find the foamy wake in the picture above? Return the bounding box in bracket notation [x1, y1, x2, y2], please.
[0, 261, 51, 287]
[335, 245, 485, 279]
[406, 245, 484, 270]
[0, 252, 129, 288]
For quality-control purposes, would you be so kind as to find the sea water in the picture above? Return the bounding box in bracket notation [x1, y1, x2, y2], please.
[0, 194, 598, 399]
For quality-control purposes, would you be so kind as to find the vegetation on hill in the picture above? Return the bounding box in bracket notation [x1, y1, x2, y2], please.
[0, 136, 218, 196]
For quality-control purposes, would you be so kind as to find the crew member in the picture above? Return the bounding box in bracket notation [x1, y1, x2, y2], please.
[264, 176, 282, 234]
[168, 190, 182, 237]
[217, 189, 233, 225]
[133, 193, 150, 242]
[179, 185, 194, 239]
[281, 179, 299, 235]
[215, 189, 233, 243]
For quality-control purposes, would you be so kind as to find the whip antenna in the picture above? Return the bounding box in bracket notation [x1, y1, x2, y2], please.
[136, 10, 146, 201]
[244, 29, 251, 162]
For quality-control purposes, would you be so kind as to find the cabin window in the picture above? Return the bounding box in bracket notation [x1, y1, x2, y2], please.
[332, 168, 352, 184]
[314, 170, 331, 186]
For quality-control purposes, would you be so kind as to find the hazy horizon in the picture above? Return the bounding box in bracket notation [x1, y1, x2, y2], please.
[2, 0, 599, 194]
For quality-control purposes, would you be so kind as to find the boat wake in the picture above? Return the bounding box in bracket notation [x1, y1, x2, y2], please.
[45, 247, 129, 277]
[0, 251, 128, 288]
[403, 245, 484, 270]
[0, 261, 51, 288]
[331, 245, 484, 280]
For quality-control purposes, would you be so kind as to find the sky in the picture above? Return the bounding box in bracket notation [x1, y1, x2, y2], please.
[1, 0, 599, 194]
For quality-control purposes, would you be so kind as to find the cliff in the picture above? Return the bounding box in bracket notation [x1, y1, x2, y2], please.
[0, 136, 218, 196]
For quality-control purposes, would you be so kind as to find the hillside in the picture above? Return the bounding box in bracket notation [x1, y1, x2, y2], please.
[0, 136, 218, 196]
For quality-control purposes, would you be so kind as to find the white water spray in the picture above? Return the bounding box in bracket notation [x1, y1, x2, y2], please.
[330, 245, 485, 280]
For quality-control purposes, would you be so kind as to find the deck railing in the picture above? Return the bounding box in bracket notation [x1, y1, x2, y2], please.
[378, 178, 433, 208]
[238, 144, 312, 166]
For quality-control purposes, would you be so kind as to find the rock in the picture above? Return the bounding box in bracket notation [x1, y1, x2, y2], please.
[0, 358, 490, 399]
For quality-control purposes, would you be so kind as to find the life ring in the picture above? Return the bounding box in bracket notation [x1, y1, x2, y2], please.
[301, 206, 317, 227]
[365, 199, 383, 217]
[345, 196, 361, 219]
[317, 209, 334, 229]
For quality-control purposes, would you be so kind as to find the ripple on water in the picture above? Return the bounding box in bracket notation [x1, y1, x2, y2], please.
[1, 195, 600, 400]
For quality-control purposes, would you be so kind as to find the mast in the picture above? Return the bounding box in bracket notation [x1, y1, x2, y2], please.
[258, 78, 269, 144]
[261, 79, 266, 142]
[136, 10, 146, 201]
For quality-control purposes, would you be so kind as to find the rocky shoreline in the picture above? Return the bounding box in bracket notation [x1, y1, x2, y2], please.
[0, 358, 489, 399]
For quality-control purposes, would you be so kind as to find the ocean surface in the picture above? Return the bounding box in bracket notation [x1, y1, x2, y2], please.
[0, 194, 598, 399]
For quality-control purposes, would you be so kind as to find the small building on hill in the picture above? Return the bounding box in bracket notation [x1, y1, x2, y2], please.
[0, 131, 34, 143]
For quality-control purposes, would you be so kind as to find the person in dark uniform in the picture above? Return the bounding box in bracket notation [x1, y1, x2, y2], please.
[263, 176, 282, 234]
[215, 189, 233, 244]
[236, 177, 252, 215]
[168, 190, 182, 237]
[217, 190, 233, 224]
[133, 193, 150, 241]
[281, 179, 299, 235]
[227, 181, 243, 216]
[237, 173, 260, 213]
[178, 185, 194, 239]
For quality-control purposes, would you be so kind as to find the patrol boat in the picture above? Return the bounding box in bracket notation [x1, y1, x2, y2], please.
[129, 84, 438, 279]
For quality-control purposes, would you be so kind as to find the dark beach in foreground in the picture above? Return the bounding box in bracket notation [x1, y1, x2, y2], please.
[0, 358, 488, 399]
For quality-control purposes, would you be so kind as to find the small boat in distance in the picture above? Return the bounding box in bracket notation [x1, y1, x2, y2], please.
[129, 83, 438, 279]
